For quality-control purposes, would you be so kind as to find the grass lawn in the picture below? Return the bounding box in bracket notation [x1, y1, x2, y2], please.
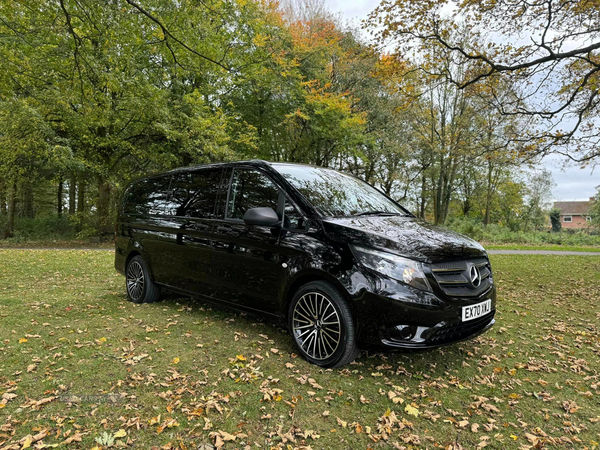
[0, 250, 599, 450]
[0, 239, 114, 249]
[484, 244, 600, 253]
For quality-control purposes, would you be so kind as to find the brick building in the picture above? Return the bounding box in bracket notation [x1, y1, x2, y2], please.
[553, 198, 595, 229]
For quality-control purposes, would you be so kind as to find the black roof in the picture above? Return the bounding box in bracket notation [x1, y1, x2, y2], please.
[167, 159, 327, 174]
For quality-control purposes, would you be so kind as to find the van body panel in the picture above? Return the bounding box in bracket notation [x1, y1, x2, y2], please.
[322, 216, 487, 264]
[157, 215, 215, 294]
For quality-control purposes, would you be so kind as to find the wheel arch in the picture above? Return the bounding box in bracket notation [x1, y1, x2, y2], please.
[123, 238, 154, 278]
[282, 269, 355, 321]
[125, 249, 142, 269]
[124, 248, 158, 282]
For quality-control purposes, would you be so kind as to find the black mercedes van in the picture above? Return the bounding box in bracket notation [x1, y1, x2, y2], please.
[115, 160, 495, 367]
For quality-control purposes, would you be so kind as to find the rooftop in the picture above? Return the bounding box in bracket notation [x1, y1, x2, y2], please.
[553, 197, 595, 215]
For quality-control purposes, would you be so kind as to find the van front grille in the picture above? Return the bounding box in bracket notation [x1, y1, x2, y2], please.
[429, 257, 493, 297]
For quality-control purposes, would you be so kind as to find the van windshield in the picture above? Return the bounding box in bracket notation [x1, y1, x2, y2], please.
[273, 164, 410, 218]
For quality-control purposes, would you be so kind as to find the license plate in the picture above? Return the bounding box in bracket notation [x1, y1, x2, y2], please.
[462, 300, 491, 322]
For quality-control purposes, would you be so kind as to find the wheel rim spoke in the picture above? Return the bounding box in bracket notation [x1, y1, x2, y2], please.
[297, 328, 314, 339]
[292, 292, 341, 360]
[126, 261, 144, 301]
[295, 309, 314, 324]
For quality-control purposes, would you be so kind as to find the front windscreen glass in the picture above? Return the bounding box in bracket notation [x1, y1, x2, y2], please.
[273, 164, 409, 218]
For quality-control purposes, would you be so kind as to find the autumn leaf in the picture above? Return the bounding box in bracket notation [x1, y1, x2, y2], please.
[20, 435, 32, 449]
[405, 404, 420, 417]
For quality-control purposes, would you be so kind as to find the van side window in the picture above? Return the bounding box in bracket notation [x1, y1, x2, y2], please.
[167, 169, 222, 218]
[227, 169, 279, 220]
[124, 175, 172, 216]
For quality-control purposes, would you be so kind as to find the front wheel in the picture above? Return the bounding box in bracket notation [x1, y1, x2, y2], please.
[288, 281, 359, 368]
[125, 255, 161, 304]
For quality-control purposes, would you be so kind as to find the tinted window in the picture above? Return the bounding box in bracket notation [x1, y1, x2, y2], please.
[166, 169, 222, 218]
[272, 164, 408, 217]
[123, 175, 172, 216]
[227, 169, 279, 220]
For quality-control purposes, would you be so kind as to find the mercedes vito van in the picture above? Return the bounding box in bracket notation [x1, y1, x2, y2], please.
[115, 160, 495, 367]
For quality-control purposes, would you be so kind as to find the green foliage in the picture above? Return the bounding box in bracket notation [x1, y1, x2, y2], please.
[0, 215, 77, 242]
[549, 208, 562, 233]
[447, 217, 600, 246]
[0, 0, 589, 240]
[589, 188, 600, 229]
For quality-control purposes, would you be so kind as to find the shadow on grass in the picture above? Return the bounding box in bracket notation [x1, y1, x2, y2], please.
[104, 286, 480, 377]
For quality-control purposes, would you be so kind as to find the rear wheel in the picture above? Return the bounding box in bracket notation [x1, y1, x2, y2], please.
[288, 281, 359, 368]
[126, 255, 161, 304]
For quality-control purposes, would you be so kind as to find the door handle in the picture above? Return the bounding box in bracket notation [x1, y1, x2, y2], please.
[217, 225, 233, 233]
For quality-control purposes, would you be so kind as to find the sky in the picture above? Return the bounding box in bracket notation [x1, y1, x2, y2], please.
[325, 0, 599, 202]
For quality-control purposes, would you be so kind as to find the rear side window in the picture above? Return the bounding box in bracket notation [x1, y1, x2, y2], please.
[166, 169, 222, 218]
[226, 169, 279, 220]
[123, 175, 172, 216]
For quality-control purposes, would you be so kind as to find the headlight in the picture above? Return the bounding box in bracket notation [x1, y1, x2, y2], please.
[352, 245, 431, 292]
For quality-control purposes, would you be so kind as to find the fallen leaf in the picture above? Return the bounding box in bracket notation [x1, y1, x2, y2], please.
[405, 404, 420, 417]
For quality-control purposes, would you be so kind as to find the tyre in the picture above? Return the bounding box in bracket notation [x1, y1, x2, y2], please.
[288, 280, 359, 368]
[125, 255, 161, 304]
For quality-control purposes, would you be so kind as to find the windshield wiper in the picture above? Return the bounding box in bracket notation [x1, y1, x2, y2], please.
[352, 210, 400, 217]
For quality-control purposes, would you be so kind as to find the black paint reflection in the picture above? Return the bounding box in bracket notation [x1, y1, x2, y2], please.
[273, 164, 409, 217]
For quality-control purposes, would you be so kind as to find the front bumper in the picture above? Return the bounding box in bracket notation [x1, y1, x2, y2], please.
[352, 277, 496, 349]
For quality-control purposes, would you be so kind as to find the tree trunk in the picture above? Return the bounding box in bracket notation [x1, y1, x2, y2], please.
[483, 161, 493, 226]
[22, 182, 34, 218]
[77, 176, 86, 231]
[57, 177, 63, 216]
[0, 179, 6, 215]
[68, 173, 76, 215]
[97, 177, 111, 234]
[420, 170, 427, 219]
[77, 176, 85, 213]
[4, 181, 17, 239]
[462, 198, 471, 216]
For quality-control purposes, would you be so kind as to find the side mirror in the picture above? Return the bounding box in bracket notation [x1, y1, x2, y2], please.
[243, 207, 280, 227]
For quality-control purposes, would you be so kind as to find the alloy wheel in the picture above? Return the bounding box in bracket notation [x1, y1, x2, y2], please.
[126, 261, 145, 301]
[292, 292, 341, 360]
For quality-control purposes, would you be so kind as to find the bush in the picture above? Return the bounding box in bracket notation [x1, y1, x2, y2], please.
[549, 208, 562, 232]
[0, 215, 77, 242]
[446, 217, 600, 246]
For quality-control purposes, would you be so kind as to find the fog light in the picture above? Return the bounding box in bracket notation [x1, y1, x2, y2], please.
[395, 325, 416, 340]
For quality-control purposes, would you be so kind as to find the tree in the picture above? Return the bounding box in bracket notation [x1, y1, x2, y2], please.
[0, 0, 276, 234]
[521, 169, 555, 232]
[0, 98, 71, 237]
[589, 188, 600, 229]
[549, 208, 562, 233]
[368, 0, 600, 164]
